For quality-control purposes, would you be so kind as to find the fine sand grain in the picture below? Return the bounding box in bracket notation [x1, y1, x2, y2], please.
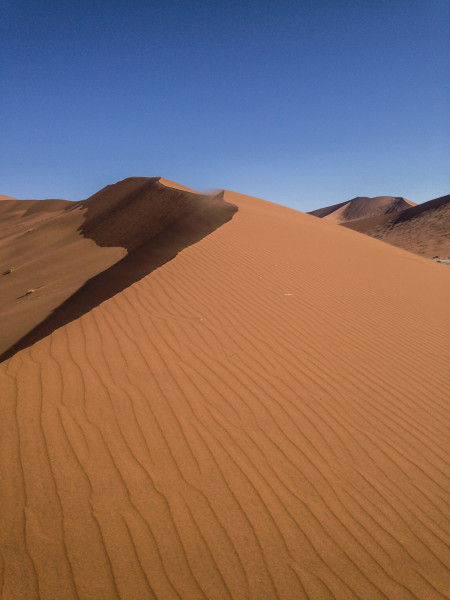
[0, 185, 449, 599]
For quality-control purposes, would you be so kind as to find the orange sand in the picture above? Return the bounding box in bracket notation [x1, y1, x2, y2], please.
[0, 182, 449, 599]
[342, 194, 450, 258]
[309, 196, 415, 224]
[0, 178, 236, 358]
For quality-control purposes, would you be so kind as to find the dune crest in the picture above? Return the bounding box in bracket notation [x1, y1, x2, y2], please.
[309, 196, 414, 224]
[159, 177, 200, 193]
[342, 193, 450, 258]
[1, 183, 449, 599]
[0, 178, 237, 359]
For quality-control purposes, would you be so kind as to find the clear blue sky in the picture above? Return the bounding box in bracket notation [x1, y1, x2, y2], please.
[1, 0, 449, 211]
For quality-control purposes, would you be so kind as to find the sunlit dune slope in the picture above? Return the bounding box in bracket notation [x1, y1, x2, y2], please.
[342, 193, 450, 258]
[309, 196, 414, 223]
[0, 193, 122, 354]
[1, 187, 449, 600]
[0, 196, 70, 220]
[0, 178, 236, 358]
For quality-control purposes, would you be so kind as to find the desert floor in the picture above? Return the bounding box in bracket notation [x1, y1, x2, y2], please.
[1, 183, 449, 599]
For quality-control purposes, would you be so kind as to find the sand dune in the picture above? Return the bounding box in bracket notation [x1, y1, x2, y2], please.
[309, 196, 415, 224]
[342, 194, 450, 258]
[1, 183, 449, 599]
[0, 193, 122, 356]
[0, 197, 70, 221]
[0, 178, 236, 359]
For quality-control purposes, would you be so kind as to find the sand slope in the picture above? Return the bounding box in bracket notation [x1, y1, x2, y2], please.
[1, 186, 449, 599]
[0, 195, 124, 355]
[342, 194, 450, 258]
[309, 196, 415, 224]
[0, 178, 236, 358]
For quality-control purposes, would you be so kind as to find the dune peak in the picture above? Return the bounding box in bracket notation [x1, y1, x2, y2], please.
[1, 179, 449, 600]
[0, 177, 237, 360]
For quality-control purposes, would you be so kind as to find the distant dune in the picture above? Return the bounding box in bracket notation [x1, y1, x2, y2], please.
[1, 180, 449, 599]
[342, 193, 450, 258]
[309, 196, 415, 223]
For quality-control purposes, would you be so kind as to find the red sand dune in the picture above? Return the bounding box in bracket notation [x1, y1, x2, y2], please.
[1, 180, 449, 599]
[342, 194, 450, 258]
[309, 196, 415, 224]
[0, 193, 119, 355]
[0, 178, 236, 358]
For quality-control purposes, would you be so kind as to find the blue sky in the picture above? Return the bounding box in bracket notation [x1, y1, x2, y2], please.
[1, 0, 449, 211]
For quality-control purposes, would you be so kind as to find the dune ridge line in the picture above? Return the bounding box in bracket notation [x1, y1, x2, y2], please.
[0, 182, 449, 599]
[0, 177, 237, 360]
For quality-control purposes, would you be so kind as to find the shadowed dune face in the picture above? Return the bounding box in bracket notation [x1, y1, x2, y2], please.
[342, 194, 450, 258]
[0, 178, 237, 360]
[1, 187, 449, 599]
[78, 177, 236, 252]
[309, 196, 414, 224]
